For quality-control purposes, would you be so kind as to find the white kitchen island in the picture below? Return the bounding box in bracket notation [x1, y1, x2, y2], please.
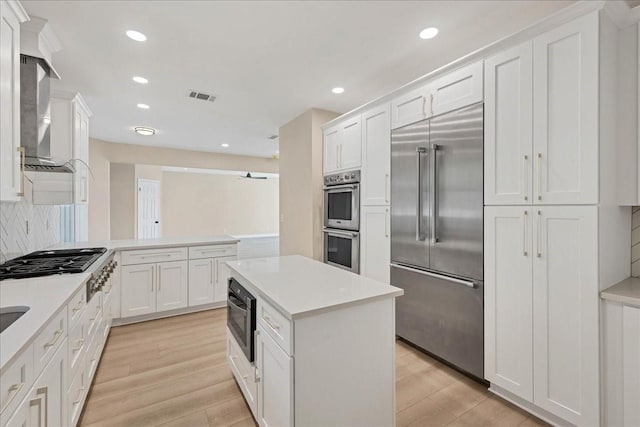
[225, 255, 403, 427]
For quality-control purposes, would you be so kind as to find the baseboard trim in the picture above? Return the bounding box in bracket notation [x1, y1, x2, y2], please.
[489, 384, 573, 427]
[112, 302, 226, 326]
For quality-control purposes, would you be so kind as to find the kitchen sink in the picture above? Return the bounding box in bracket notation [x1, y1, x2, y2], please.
[0, 306, 29, 333]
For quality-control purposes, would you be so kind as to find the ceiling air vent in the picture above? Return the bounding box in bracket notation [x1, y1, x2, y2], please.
[268, 134, 278, 140]
[187, 90, 216, 103]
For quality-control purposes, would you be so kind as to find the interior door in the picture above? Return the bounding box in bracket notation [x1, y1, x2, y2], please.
[428, 103, 484, 281]
[390, 119, 430, 270]
[137, 179, 161, 239]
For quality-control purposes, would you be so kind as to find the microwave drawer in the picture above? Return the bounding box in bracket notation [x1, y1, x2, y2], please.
[121, 247, 188, 265]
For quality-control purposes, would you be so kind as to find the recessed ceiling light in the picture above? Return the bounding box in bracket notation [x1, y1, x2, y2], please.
[133, 76, 148, 84]
[137, 103, 150, 109]
[332, 87, 344, 94]
[419, 27, 439, 40]
[221, 143, 229, 148]
[134, 126, 156, 136]
[126, 30, 147, 42]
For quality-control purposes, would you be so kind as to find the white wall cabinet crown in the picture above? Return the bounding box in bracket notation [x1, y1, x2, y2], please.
[484, 13, 598, 206]
[0, 0, 28, 202]
[323, 115, 361, 173]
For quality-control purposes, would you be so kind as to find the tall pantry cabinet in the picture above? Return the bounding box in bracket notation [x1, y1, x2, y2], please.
[484, 10, 629, 426]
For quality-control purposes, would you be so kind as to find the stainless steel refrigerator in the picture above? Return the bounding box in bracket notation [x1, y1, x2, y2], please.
[390, 103, 484, 379]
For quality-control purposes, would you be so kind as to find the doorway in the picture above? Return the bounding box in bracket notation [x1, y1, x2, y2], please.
[137, 179, 161, 239]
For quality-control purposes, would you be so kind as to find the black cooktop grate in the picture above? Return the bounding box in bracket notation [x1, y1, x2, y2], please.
[0, 248, 107, 281]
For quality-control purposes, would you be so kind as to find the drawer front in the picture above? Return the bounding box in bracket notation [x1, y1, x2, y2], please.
[227, 330, 257, 417]
[68, 286, 87, 329]
[33, 307, 67, 377]
[121, 247, 188, 265]
[85, 328, 101, 383]
[68, 318, 87, 383]
[85, 293, 103, 339]
[189, 244, 237, 260]
[68, 358, 87, 427]
[0, 345, 33, 425]
[257, 299, 292, 356]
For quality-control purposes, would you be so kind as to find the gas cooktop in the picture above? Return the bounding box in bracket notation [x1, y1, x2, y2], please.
[0, 248, 108, 281]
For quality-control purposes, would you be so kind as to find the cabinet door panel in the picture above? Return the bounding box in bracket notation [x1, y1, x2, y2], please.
[484, 207, 533, 400]
[34, 339, 67, 427]
[188, 259, 215, 306]
[532, 206, 598, 425]
[484, 43, 533, 205]
[431, 61, 483, 117]
[362, 105, 391, 206]
[323, 126, 340, 174]
[157, 260, 188, 312]
[623, 305, 640, 426]
[533, 12, 598, 204]
[361, 206, 390, 284]
[257, 326, 293, 427]
[0, 2, 22, 201]
[340, 117, 361, 171]
[215, 256, 236, 303]
[390, 84, 429, 129]
[121, 264, 156, 317]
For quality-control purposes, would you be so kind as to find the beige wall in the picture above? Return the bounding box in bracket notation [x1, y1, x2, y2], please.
[162, 172, 279, 237]
[89, 138, 278, 240]
[109, 163, 135, 239]
[278, 108, 339, 259]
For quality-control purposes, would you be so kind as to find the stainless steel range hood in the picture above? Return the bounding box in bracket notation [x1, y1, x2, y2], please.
[20, 54, 73, 173]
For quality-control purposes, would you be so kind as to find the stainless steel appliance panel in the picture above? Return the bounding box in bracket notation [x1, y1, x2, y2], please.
[428, 104, 484, 281]
[324, 183, 360, 231]
[227, 278, 257, 362]
[323, 229, 359, 274]
[392, 264, 483, 379]
[390, 120, 430, 269]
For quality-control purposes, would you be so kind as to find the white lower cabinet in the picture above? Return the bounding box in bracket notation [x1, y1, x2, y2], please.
[360, 206, 390, 284]
[485, 205, 599, 425]
[256, 324, 294, 427]
[188, 258, 215, 306]
[214, 256, 235, 302]
[121, 260, 188, 317]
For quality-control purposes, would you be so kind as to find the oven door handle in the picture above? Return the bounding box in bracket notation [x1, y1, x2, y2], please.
[323, 228, 357, 239]
[228, 295, 248, 314]
[325, 184, 357, 191]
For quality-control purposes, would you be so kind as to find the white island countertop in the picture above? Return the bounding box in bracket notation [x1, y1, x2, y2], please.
[50, 235, 239, 251]
[601, 277, 640, 308]
[226, 255, 403, 319]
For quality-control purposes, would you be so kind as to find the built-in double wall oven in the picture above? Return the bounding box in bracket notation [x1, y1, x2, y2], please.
[323, 170, 360, 273]
[227, 277, 256, 362]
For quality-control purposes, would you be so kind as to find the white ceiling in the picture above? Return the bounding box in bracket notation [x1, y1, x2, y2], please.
[23, 0, 574, 158]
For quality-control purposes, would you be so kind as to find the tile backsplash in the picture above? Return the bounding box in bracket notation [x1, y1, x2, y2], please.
[0, 200, 60, 263]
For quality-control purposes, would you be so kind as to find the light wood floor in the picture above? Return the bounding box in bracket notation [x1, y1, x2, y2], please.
[80, 309, 547, 427]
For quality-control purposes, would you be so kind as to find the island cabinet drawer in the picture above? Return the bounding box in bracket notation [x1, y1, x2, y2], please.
[189, 244, 237, 260]
[121, 247, 188, 265]
[257, 299, 292, 355]
[68, 356, 88, 427]
[85, 293, 103, 339]
[68, 317, 87, 383]
[227, 330, 257, 416]
[0, 345, 33, 426]
[33, 307, 67, 377]
[68, 285, 87, 329]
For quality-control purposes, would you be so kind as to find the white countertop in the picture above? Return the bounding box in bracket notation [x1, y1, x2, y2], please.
[0, 273, 90, 371]
[226, 255, 403, 319]
[601, 277, 640, 308]
[50, 235, 239, 251]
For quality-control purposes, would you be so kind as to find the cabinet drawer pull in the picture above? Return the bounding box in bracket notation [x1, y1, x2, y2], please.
[17, 147, 25, 197]
[72, 339, 85, 352]
[0, 382, 24, 414]
[385, 174, 390, 203]
[537, 153, 542, 201]
[523, 155, 529, 201]
[263, 315, 280, 331]
[72, 301, 84, 314]
[72, 387, 85, 405]
[523, 211, 528, 257]
[537, 210, 542, 258]
[430, 93, 434, 115]
[44, 329, 64, 349]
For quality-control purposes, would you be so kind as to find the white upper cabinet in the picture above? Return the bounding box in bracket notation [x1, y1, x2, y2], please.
[484, 43, 533, 205]
[532, 206, 599, 425]
[390, 83, 430, 129]
[361, 104, 391, 206]
[532, 12, 598, 205]
[323, 115, 361, 173]
[430, 61, 483, 117]
[50, 91, 93, 205]
[484, 206, 533, 401]
[0, 0, 27, 202]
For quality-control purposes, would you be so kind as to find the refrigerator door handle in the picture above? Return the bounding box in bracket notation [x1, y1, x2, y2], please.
[390, 263, 477, 288]
[430, 144, 439, 244]
[416, 147, 427, 241]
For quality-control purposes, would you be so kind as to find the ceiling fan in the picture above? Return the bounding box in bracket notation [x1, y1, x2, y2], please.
[240, 172, 267, 180]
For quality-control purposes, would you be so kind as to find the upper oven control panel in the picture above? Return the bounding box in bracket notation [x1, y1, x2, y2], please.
[324, 170, 360, 186]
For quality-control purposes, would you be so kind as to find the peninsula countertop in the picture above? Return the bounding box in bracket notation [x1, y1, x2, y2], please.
[601, 276, 640, 308]
[226, 255, 404, 319]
